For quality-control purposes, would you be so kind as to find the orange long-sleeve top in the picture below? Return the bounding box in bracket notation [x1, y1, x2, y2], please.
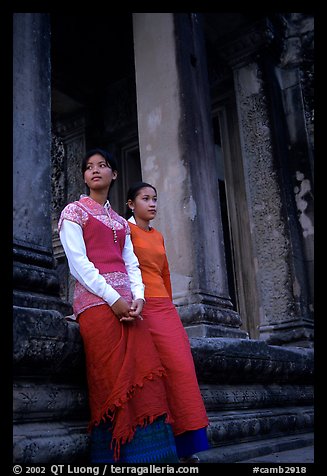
[128, 222, 173, 300]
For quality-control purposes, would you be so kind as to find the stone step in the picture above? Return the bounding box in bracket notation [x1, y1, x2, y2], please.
[13, 380, 88, 422]
[195, 432, 314, 463]
[13, 421, 90, 464]
[201, 383, 313, 410]
[206, 406, 313, 446]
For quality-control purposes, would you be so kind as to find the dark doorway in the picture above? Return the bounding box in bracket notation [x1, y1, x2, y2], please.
[50, 13, 142, 215]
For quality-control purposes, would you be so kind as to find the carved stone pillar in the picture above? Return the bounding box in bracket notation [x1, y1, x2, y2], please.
[55, 117, 86, 205]
[278, 13, 314, 332]
[133, 13, 247, 338]
[13, 13, 67, 315]
[52, 117, 86, 305]
[220, 17, 313, 346]
[13, 14, 88, 463]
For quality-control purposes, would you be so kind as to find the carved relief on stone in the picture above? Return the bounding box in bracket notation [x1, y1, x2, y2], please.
[13, 422, 90, 463]
[66, 138, 85, 204]
[103, 78, 137, 134]
[53, 115, 86, 205]
[280, 14, 314, 150]
[234, 64, 297, 323]
[207, 407, 313, 446]
[191, 338, 314, 383]
[51, 132, 66, 216]
[51, 117, 86, 305]
[217, 18, 276, 68]
[14, 381, 88, 420]
[299, 28, 314, 152]
[201, 384, 313, 411]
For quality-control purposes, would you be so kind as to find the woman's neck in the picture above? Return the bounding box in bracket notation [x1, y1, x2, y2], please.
[134, 217, 151, 231]
[89, 190, 108, 206]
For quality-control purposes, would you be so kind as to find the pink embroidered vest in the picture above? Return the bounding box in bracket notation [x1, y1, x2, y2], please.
[80, 207, 127, 274]
[59, 197, 132, 317]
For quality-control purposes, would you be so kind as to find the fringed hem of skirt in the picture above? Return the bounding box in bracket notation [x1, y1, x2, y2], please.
[110, 411, 172, 461]
[88, 367, 173, 461]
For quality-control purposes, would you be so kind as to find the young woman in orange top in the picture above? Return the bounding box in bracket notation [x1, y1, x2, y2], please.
[126, 182, 209, 463]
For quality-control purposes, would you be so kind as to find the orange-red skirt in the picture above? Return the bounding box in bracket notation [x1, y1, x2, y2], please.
[78, 303, 173, 460]
[141, 297, 209, 436]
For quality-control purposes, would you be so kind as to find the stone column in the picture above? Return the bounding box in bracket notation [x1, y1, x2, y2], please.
[13, 13, 65, 313]
[13, 14, 88, 463]
[221, 18, 313, 346]
[52, 117, 86, 305]
[133, 13, 246, 338]
[278, 13, 314, 329]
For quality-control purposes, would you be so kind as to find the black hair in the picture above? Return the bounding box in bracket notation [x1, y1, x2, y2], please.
[125, 181, 157, 219]
[82, 148, 118, 196]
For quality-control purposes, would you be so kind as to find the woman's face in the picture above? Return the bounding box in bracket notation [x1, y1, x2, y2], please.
[84, 153, 117, 192]
[131, 187, 157, 221]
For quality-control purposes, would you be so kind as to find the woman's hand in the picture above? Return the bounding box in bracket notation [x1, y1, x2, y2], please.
[129, 299, 144, 319]
[111, 297, 136, 322]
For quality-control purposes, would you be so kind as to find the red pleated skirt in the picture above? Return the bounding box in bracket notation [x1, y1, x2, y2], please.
[78, 303, 173, 460]
[141, 297, 209, 436]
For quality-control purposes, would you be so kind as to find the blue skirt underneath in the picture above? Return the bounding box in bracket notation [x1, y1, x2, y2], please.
[91, 416, 179, 464]
[175, 428, 209, 458]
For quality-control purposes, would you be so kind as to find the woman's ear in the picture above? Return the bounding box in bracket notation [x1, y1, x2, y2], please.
[127, 199, 134, 211]
[112, 170, 118, 180]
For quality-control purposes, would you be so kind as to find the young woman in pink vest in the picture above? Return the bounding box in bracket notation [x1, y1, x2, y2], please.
[58, 148, 178, 463]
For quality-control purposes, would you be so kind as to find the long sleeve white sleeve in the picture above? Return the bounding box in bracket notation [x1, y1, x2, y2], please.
[59, 219, 121, 306]
[59, 219, 145, 305]
[122, 234, 145, 301]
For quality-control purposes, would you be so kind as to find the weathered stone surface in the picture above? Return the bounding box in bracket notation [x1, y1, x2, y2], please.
[13, 307, 84, 376]
[191, 337, 314, 384]
[197, 433, 314, 463]
[201, 384, 313, 410]
[206, 406, 313, 446]
[14, 380, 88, 421]
[13, 262, 60, 296]
[13, 422, 90, 464]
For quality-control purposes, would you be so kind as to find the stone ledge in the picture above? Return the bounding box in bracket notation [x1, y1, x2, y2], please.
[13, 421, 90, 464]
[196, 432, 314, 463]
[206, 406, 313, 446]
[201, 383, 313, 410]
[190, 337, 314, 383]
[14, 380, 88, 422]
[13, 306, 84, 376]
